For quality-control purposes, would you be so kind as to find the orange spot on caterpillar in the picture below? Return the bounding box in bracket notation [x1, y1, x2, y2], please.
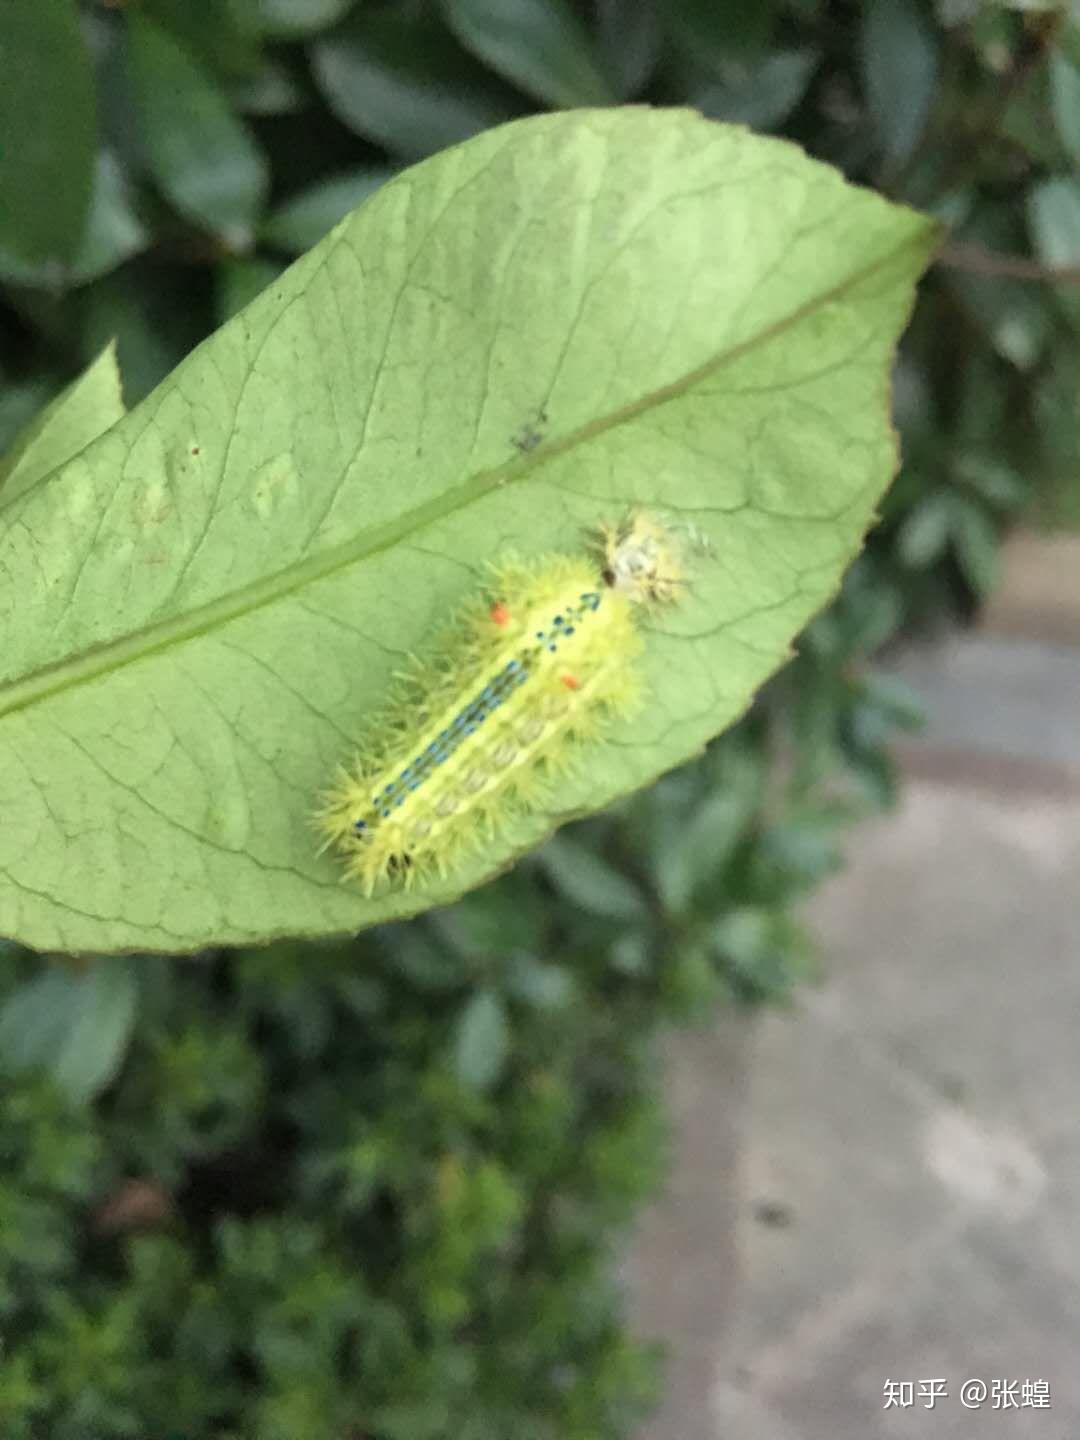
[490, 601, 511, 627]
[560, 672, 582, 691]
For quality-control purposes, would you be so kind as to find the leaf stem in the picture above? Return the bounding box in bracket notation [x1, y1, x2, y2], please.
[937, 242, 1080, 285]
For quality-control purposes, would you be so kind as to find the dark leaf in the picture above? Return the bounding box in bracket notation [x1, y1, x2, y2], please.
[0, 0, 98, 270]
[0, 960, 138, 1103]
[312, 8, 519, 158]
[595, 0, 662, 98]
[861, 0, 940, 166]
[216, 256, 286, 323]
[539, 837, 648, 922]
[255, 0, 356, 37]
[441, 0, 616, 108]
[127, 12, 270, 249]
[453, 989, 509, 1090]
[261, 169, 396, 254]
[950, 497, 999, 596]
[695, 49, 820, 131]
[143, 0, 264, 80]
[1049, 49, 1080, 164]
[668, 0, 778, 64]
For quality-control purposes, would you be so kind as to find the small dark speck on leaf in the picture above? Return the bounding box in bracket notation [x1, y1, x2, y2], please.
[512, 408, 549, 454]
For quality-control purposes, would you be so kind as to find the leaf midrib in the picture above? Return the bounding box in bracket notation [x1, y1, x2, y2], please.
[0, 226, 930, 724]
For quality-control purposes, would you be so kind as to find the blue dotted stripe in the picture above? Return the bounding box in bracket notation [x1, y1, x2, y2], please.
[354, 592, 602, 834]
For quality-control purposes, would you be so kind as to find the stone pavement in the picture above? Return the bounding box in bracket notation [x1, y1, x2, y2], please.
[627, 534, 1080, 1440]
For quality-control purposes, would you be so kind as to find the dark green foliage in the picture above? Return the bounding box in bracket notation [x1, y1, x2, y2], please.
[0, 932, 665, 1438]
[1, 0, 1077, 1434]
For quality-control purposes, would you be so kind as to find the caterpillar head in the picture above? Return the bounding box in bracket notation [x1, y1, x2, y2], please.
[596, 510, 690, 606]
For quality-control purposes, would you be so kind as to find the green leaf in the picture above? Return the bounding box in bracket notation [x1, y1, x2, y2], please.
[0, 0, 98, 271]
[453, 989, 509, 1090]
[51, 962, 139, 1102]
[0, 970, 78, 1072]
[953, 451, 1027, 509]
[0, 960, 138, 1102]
[838, 566, 904, 653]
[1032, 341, 1080, 530]
[1063, 18, 1080, 70]
[440, 0, 616, 108]
[1000, 63, 1073, 169]
[654, 786, 755, 916]
[595, 0, 662, 98]
[668, 0, 779, 64]
[1028, 176, 1080, 270]
[538, 837, 647, 922]
[861, 0, 940, 166]
[127, 12, 270, 249]
[709, 904, 809, 1003]
[311, 8, 519, 158]
[0, 343, 125, 505]
[710, 905, 774, 968]
[0, 111, 937, 953]
[433, 881, 547, 957]
[695, 49, 820, 131]
[143, 0, 264, 80]
[504, 955, 575, 1009]
[1028, 177, 1080, 329]
[858, 671, 925, 730]
[261, 170, 397, 255]
[255, 0, 355, 37]
[0, 152, 148, 289]
[1049, 50, 1080, 163]
[950, 497, 1000, 595]
[897, 491, 952, 567]
[230, 58, 307, 115]
[217, 256, 287, 324]
[69, 153, 151, 285]
[948, 268, 1051, 371]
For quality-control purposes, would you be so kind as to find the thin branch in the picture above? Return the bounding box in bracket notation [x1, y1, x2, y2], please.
[937, 242, 1080, 285]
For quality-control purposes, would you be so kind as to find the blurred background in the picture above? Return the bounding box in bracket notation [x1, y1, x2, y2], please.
[0, 2, 1077, 1437]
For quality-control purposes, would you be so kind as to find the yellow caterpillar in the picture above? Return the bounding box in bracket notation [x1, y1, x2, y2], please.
[316, 511, 689, 895]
